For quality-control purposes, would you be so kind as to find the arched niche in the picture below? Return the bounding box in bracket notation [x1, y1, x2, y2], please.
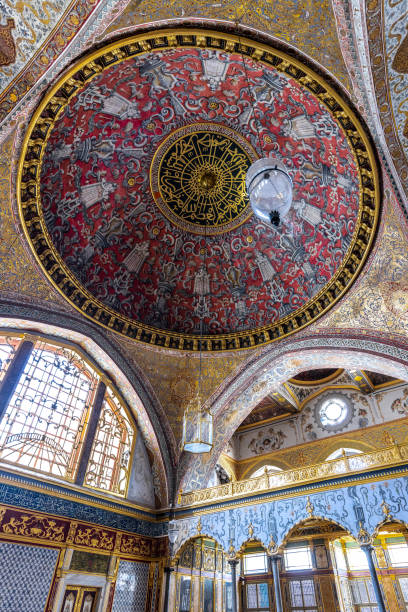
[177, 334, 408, 497]
[280, 517, 353, 551]
[241, 462, 285, 481]
[173, 535, 224, 566]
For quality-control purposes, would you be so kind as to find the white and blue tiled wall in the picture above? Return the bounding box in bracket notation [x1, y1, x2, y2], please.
[0, 542, 59, 612]
[112, 560, 150, 612]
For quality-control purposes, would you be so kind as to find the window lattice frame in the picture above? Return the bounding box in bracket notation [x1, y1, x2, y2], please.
[0, 334, 137, 497]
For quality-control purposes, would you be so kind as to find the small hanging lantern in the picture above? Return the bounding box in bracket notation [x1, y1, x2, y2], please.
[182, 391, 213, 453]
[246, 157, 293, 227]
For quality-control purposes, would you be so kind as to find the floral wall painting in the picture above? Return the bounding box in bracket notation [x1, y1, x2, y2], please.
[391, 389, 408, 416]
[248, 428, 287, 455]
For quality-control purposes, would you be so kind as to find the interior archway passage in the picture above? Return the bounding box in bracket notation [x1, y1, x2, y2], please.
[18, 29, 381, 351]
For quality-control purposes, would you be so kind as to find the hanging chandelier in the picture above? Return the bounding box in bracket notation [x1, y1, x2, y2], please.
[182, 390, 213, 453]
[182, 225, 213, 453]
[246, 157, 293, 227]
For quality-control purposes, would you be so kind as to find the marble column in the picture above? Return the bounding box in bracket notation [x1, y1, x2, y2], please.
[228, 559, 239, 612]
[268, 555, 283, 612]
[163, 566, 174, 612]
[360, 544, 387, 612]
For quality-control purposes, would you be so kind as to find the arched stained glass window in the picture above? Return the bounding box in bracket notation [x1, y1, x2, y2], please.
[0, 336, 20, 383]
[250, 465, 283, 478]
[325, 448, 363, 461]
[83, 385, 134, 495]
[0, 338, 98, 479]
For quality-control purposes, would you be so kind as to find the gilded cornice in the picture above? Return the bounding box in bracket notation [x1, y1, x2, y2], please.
[237, 417, 408, 479]
[175, 463, 408, 518]
[0, 503, 167, 559]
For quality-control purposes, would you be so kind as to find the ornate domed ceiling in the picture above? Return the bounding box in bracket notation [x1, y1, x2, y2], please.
[19, 29, 380, 351]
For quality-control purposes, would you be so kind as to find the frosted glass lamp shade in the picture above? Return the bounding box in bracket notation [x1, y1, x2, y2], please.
[246, 158, 293, 226]
[168, 519, 179, 545]
[182, 394, 213, 453]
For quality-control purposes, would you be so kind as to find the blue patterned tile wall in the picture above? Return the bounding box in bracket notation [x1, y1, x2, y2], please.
[0, 542, 59, 612]
[112, 560, 150, 612]
[0, 473, 163, 536]
[173, 473, 408, 554]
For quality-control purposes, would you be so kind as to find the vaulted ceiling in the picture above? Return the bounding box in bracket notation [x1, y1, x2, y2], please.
[0, 0, 408, 502]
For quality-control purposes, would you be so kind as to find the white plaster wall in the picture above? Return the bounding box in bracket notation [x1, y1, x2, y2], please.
[127, 432, 155, 507]
[234, 384, 408, 460]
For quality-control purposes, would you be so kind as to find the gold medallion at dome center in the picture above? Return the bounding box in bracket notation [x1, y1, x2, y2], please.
[150, 123, 257, 235]
[199, 170, 217, 191]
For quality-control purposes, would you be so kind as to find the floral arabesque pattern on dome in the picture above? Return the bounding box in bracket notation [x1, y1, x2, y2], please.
[20, 31, 380, 350]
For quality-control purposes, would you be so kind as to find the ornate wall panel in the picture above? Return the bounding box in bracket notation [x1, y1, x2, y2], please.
[237, 416, 408, 478]
[366, 0, 408, 198]
[0, 0, 105, 127]
[0, 474, 166, 537]
[318, 196, 408, 335]
[173, 472, 408, 554]
[0, 502, 167, 555]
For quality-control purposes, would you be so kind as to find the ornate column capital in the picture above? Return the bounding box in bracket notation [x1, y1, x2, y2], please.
[227, 558, 240, 568]
[267, 534, 279, 557]
[357, 521, 373, 546]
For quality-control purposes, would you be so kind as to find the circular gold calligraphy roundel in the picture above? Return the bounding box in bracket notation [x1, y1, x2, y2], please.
[150, 123, 257, 235]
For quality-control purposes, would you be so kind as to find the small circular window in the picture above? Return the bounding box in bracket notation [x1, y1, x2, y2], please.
[319, 397, 347, 426]
[315, 394, 353, 432]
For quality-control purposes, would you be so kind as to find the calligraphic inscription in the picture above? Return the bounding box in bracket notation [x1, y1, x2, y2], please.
[151, 123, 256, 235]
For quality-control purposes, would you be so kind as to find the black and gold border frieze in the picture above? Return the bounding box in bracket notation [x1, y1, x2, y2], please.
[18, 29, 381, 352]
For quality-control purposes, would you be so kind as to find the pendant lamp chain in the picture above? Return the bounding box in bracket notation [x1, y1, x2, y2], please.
[182, 201, 213, 453]
[236, 12, 293, 227]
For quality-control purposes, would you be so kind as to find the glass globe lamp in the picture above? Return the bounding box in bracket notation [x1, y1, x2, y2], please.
[246, 157, 293, 226]
[167, 518, 179, 546]
[182, 392, 213, 453]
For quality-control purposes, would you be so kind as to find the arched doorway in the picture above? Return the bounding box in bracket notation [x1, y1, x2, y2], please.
[171, 536, 228, 612]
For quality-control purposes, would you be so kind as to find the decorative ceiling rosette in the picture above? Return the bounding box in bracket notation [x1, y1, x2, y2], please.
[18, 29, 381, 352]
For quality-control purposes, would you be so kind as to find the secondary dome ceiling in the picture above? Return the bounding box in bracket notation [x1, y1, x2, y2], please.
[19, 29, 380, 351]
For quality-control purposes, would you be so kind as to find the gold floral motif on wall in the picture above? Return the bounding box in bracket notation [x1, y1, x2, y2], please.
[317, 196, 408, 336]
[0, 131, 66, 305]
[105, 0, 351, 90]
[2, 514, 66, 541]
[120, 338, 250, 444]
